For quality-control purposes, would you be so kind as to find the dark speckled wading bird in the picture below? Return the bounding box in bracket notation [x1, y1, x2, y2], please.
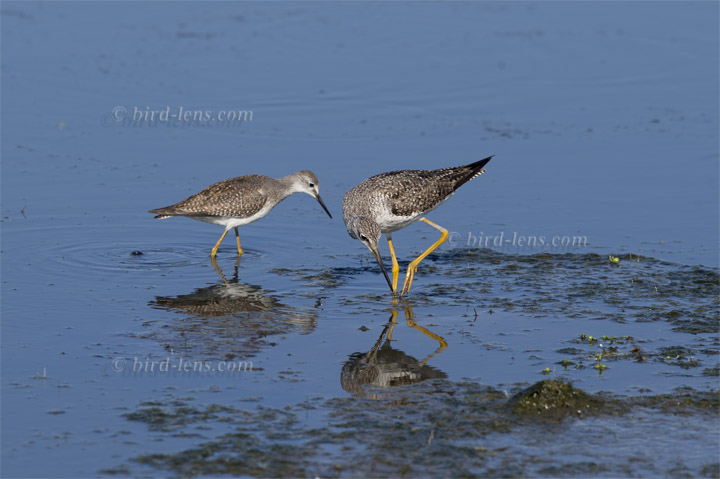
[343, 156, 493, 296]
[149, 171, 332, 258]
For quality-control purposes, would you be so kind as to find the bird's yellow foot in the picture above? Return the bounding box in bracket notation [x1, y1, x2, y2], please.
[391, 266, 399, 295]
[401, 264, 418, 296]
[211, 229, 230, 258]
[387, 235, 400, 294]
[234, 227, 244, 256]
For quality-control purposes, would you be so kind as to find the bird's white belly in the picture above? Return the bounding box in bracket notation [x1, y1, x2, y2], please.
[376, 209, 421, 233]
[375, 196, 451, 233]
[190, 204, 274, 229]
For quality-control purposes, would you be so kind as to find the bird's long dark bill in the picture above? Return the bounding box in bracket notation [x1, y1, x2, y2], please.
[315, 194, 332, 219]
[370, 248, 394, 293]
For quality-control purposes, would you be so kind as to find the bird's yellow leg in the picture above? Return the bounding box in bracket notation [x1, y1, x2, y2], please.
[210, 228, 230, 258]
[234, 227, 244, 256]
[401, 218, 448, 296]
[386, 234, 400, 294]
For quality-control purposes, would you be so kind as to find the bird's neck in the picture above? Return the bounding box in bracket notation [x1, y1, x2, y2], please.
[277, 175, 302, 197]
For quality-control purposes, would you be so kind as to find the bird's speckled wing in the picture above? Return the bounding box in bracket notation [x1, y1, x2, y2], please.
[342, 156, 492, 226]
[375, 161, 488, 217]
[378, 169, 459, 217]
[150, 175, 270, 218]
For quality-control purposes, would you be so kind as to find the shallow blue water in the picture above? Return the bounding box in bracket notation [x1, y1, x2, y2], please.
[2, 2, 718, 477]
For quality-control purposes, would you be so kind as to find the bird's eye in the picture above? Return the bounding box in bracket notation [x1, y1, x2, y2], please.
[360, 235, 368, 241]
[309, 182, 315, 188]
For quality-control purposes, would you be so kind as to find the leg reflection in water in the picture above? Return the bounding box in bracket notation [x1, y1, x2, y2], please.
[148, 256, 318, 358]
[341, 304, 448, 398]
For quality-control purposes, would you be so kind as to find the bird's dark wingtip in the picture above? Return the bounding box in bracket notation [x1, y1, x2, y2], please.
[471, 155, 494, 170]
[450, 155, 494, 189]
[149, 207, 175, 219]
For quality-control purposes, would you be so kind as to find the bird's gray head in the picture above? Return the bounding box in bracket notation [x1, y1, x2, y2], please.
[288, 170, 332, 219]
[347, 216, 392, 292]
[347, 216, 381, 246]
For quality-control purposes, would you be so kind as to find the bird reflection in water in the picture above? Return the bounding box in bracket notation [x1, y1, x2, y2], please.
[148, 257, 317, 358]
[341, 305, 448, 398]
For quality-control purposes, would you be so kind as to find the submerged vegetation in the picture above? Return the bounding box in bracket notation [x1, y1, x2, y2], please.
[122, 249, 719, 477]
[119, 379, 719, 478]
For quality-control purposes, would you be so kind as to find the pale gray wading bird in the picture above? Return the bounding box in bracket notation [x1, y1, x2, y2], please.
[343, 156, 493, 296]
[149, 171, 332, 258]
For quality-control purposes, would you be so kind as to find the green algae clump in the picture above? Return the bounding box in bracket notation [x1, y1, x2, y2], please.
[508, 379, 604, 422]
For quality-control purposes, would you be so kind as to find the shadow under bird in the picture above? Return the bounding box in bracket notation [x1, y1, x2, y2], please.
[149, 170, 332, 258]
[343, 156, 493, 296]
